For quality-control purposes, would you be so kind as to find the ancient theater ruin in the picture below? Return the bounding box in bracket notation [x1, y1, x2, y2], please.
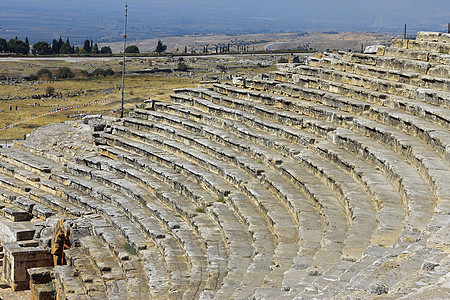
[0, 32, 449, 299]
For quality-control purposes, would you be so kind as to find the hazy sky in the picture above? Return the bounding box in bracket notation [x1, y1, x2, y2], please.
[2, 0, 449, 43]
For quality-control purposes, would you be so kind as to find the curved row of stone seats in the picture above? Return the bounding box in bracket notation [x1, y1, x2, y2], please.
[100, 125, 297, 298]
[303, 53, 450, 92]
[130, 104, 407, 296]
[278, 64, 450, 113]
[208, 83, 443, 232]
[59, 164, 197, 299]
[167, 85, 448, 296]
[86, 215, 156, 299]
[0, 146, 173, 297]
[118, 110, 345, 298]
[233, 78, 450, 193]
[130, 103, 380, 262]
[132, 104, 345, 260]
[271, 71, 450, 129]
[166, 88, 446, 296]
[70, 153, 229, 297]
[227, 79, 450, 200]
[134, 99, 406, 294]
[336, 51, 449, 78]
[92, 144, 255, 299]
[392, 32, 450, 53]
[381, 46, 450, 65]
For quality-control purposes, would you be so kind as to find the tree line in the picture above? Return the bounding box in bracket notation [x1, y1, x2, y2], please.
[0, 36, 113, 55]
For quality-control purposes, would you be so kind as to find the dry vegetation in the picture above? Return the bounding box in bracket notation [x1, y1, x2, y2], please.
[0, 55, 277, 140]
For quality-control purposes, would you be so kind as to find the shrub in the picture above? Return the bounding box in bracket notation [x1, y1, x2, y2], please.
[37, 68, 52, 78]
[278, 57, 289, 63]
[177, 62, 189, 71]
[125, 45, 140, 54]
[56, 67, 74, 79]
[45, 86, 55, 96]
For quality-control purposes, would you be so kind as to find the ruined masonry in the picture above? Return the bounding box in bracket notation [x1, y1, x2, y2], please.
[0, 31, 449, 299]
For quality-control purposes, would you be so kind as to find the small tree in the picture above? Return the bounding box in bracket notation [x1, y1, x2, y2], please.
[37, 69, 53, 79]
[45, 86, 55, 96]
[59, 42, 72, 54]
[83, 39, 91, 53]
[56, 67, 74, 79]
[32, 41, 51, 55]
[155, 40, 167, 54]
[100, 46, 112, 54]
[0, 38, 7, 52]
[177, 62, 189, 71]
[125, 45, 140, 53]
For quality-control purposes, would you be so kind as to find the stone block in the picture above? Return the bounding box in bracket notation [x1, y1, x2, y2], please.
[2, 242, 53, 291]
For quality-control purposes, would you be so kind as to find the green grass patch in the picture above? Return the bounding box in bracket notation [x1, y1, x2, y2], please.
[217, 196, 225, 203]
[123, 242, 138, 255]
[257, 159, 264, 164]
[195, 207, 206, 213]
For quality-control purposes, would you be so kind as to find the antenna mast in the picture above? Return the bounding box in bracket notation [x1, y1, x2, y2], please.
[120, 2, 128, 118]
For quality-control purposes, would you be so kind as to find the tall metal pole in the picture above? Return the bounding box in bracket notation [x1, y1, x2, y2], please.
[121, 2, 128, 118]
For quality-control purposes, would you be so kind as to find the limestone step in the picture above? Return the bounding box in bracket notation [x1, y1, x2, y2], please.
[338, 51, 449, 78]
[79, 235, 129, 299]
[283, 64, 450, 112]
[416, 31, 450, 44]
[54, 265, 88, 299]
[0, 205, 32, 222]
[391, 37, 450, 54]
[0, 214, 35, 242]
[64, 247, 108, 298]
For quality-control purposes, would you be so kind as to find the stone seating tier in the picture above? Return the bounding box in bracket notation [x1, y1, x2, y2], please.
[0, 31, 447, 299]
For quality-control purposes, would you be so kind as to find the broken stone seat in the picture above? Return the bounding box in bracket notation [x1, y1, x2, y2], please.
[87, 216, 158, 299]
[0, 148, 52, 175]
[98, 134, 282, 294]
[1, 191, 56, 220]
[77, 235, 129, 299]
[270, 72, 450, 126]
[337, 51, 449, 78]
[281, 64, 450, 110]
[391, 36, 450, 54]
[416, 31, 450, 44]
[2, 241, 52, 291]
[301, 55, 450, 94]
[237, 78, 450, 164]
[381, 46, 450, 66]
